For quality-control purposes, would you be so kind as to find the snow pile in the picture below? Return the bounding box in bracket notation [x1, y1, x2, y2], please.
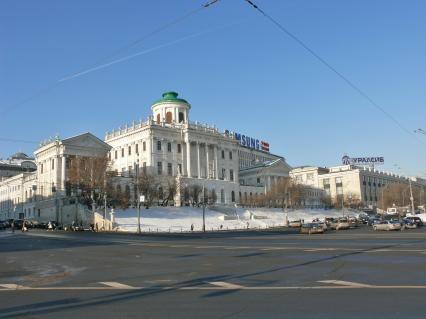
[112, 206, 359, 233]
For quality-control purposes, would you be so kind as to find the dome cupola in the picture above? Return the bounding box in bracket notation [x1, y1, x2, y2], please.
[151, 91, 191, 124]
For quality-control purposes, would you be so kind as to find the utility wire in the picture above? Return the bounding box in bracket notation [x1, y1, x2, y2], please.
[0, 0, 222, 117]
[243, 0, 426, 146]
[59, 21, 235, 82]
[0, 138, 39, 144]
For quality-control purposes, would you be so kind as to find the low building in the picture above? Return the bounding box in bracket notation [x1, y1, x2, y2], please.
[0, 152, 36, 182]
[290, 164, 426, 208]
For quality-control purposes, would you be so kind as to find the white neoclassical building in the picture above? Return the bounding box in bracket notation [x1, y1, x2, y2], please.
[0, 91, 292, 222]
[105, 91, 290, 205]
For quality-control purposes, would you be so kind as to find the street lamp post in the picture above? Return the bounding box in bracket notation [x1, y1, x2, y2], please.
[202, 182, 206, 233]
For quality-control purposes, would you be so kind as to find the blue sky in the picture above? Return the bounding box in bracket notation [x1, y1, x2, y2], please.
[1, 0, 425, 176]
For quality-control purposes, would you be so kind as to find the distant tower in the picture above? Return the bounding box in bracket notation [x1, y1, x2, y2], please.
[151, 91, 191, 124]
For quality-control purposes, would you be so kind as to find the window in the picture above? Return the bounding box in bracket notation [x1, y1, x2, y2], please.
[229, 151, 233, 160]
[143, 141, 146, 151]
[40, 164, 43, 174]
[136, 144, 139, 154]
[177, 144, 181, 153]
[179, 112, 184, 123]
[51, 159, 54, 170]
[157, 141, 161, 151]
[156, 113, 161, 124]
[108, 152, 111, 160]
[166, 112, 172, 123]
[168, 163, 172, 176]
[178, 164, 182, 174]
[167, 142, 172, 152]
[221, 168, 226, 180]
[230, 169, 234, 181]
[157, 162, 162, 175]
[231, 191, 235, 202]
[257, 177, 261, 184]
[128, 146, 131, 156]
[115, 150, 118, 159]
[221, 150, 225, 159]
[121, 148, 124, 157]
[142, 162, 147, 173]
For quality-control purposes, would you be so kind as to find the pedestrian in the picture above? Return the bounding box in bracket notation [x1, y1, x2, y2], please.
[191, 223, 194, 232]
[95, 223, 99, 232]
[246, 221, 249, 229]
[21, 220, 27, 232]
[47, 221, 53, 231]
[11, 220, 15, 233]
[220, 224, 223, 230]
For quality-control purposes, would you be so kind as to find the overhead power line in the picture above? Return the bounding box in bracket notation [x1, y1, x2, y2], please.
[243, 0, 426, 147]
[0, 138, 39, 144]
[0, 0, 222, 117]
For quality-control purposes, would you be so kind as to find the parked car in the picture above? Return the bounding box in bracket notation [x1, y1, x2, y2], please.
[402, 220, 417, 229]
[367, 217, 381, 226]
[288, 220, 302, 228]
[348, 216, 359, 228]
[300, 223, 324, 234]
[0, 221, 7, 230]
[373, 221, 402, 231]
[404, 216, 423, 227]
[330, 218, 350, 230]
[13, 219, 24, 229]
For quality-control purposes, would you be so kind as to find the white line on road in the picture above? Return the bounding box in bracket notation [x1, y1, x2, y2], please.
[2, 284, 426, 291]
[318, 280, 372, 287]
[99, 282, 136, 289]
[0, 284, 29, 289]
[208, 281, 245, 289]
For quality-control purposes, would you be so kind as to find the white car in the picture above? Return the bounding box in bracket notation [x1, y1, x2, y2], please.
[373, 221, 402, 231]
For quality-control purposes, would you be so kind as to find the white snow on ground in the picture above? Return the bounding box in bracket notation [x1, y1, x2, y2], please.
[112, 206, 361, 233]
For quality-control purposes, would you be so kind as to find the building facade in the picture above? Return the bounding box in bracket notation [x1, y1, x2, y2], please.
[290, 165, 426, 208]
[105, 91, 291, 205]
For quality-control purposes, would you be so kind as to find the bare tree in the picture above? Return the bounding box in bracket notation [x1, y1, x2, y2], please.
[189, 184, 202, 206]
[135, 168, 159, 208]
[67, 155, 110, 208]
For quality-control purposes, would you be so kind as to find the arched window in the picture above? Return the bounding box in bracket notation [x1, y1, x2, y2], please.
[178, 112, 184, 123]
[165, 112, 173, 124]
[231, 191, 235, 202]
[156, 113, 161, 124]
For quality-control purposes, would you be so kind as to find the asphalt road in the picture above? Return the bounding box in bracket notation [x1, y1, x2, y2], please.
[1, 226, 426, 318]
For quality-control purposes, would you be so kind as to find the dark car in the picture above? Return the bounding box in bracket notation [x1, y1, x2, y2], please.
[0, 221, 7, 230]
[13, 219, 24, 229]
[367, 217, 381, 226]
[404, 216, 423, 227]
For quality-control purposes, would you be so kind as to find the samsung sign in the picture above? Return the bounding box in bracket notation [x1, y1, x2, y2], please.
[342, 155, 384, 166]
[232, 132, 270, 152]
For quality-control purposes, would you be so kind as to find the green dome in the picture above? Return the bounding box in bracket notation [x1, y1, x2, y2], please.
[152, 91, 189, 105]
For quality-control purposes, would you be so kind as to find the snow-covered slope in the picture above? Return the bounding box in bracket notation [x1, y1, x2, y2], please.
[112, 206, 358, 232]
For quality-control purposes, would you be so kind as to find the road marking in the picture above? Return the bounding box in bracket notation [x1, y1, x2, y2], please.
[0, 284, 29, 289]
[209, 281, 245, 289]
[318, 280, 372, 287]
[99, 282, 136, 289]
[2, 284, 426, 291]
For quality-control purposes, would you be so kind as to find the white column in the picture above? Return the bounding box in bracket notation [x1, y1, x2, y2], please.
[214, 145, 219, 180]
[186, 141, 191, 177]
[197, 142, 201, 178]
[206, 144, 210, 179]
[61, 155, 66, 193]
